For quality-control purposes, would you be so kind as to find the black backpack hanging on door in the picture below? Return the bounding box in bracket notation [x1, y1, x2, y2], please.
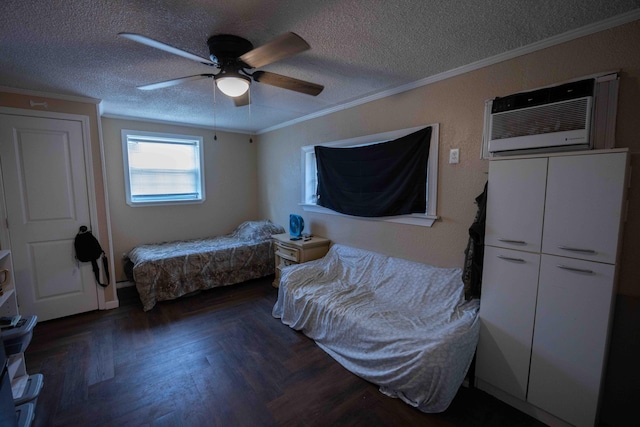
[74, 226, 110, 288]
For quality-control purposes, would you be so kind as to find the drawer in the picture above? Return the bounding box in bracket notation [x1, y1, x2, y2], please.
[278, 257, 296, 269]
[275, 244, 299, 262]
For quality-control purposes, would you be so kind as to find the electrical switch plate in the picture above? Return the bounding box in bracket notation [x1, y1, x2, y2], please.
[449, 148, 460, 164]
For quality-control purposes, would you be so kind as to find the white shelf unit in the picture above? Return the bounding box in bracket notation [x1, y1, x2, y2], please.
[0, 250, 29, 401]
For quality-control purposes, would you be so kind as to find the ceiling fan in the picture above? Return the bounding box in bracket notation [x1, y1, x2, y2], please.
[119, 32, 324, 106]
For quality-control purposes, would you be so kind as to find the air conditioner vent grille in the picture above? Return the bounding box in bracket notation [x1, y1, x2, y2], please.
[491, 98, 589, 141]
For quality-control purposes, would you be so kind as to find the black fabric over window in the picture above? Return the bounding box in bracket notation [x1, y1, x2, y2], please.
[315, 126, 431, 217]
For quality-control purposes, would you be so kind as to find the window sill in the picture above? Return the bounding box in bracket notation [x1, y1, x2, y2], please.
[300, 204, 438, 227]
[126, 199, 205, 207]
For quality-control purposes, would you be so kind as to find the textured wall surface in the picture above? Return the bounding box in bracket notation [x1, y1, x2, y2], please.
[258, 19, 640, 295]
[102, 118, 259, 282]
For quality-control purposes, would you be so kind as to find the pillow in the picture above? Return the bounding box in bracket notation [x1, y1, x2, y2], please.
[232, 220, 284, 241]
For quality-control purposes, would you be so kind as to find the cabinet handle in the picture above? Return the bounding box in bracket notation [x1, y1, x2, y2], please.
[557, 265, 594, 275]
[557, 245, 597, 255]
[0, 269, 8, 285]
[497, 238, 526, 245]
[497, 255, 525, 263]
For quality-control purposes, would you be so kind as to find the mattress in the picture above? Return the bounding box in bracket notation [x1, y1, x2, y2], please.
[128, 220, 284, 311]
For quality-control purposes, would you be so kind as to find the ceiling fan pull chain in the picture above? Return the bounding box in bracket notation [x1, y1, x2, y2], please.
[249, 90, 253, 143]
[213, 81, 218, 141]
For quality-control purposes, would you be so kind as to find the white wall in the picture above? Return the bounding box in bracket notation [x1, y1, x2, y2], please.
[255, 20, 640, 426]
[256, 20, 640, 296]
[101, 117, 259, 282]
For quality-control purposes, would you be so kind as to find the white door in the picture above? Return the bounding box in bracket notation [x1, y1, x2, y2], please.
[0, 113, 99, 321]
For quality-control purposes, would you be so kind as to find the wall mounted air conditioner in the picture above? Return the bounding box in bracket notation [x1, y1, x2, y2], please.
[482, 72, 619, 157]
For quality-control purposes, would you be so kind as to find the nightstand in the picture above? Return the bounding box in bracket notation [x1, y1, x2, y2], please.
[271, 233, 330, 287]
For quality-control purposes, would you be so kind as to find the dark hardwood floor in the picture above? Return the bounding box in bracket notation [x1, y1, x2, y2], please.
[24, 277, 545, 427]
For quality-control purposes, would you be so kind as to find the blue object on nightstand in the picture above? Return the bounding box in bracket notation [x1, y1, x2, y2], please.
[289, 214, 304, 238]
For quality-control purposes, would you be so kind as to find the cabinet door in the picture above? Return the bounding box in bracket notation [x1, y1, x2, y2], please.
[542, 152, 627, 264]
[528, 254, 615, 427]
[485, 158, 548, 253]
[476, 246, 540, 400]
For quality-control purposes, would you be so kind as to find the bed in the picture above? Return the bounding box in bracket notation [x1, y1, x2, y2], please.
[272, 244, 480, 413]
[127, 219, 284, 311]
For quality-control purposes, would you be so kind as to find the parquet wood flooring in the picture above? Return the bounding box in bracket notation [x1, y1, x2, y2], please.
[24, 277, 545, 427]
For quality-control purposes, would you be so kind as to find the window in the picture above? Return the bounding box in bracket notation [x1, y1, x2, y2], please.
[300, 124, 439, 227]
[122, 130, 205, 206]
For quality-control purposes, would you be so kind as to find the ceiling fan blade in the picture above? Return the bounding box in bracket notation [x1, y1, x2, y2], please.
[239, 32, 310, 68]
[253, 71, 323, 96]
[119, 33, 217, 66]
[233, 91, 250, 107]
[137, 74, 215, 90]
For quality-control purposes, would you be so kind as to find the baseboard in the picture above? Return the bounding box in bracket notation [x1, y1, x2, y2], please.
[116, 280, 135, 289]
[475, 378, 571, 427]
[103, 281, 133, 309]
[104, 300, 120, 310]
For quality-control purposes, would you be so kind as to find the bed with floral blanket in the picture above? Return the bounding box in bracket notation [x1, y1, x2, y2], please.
[272, 244, 480, 413]
[127, 220, 284, 311]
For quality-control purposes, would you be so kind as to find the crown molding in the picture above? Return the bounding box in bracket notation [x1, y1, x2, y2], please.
[0, 85, 101, 104]
[258, 9, 640, 135]
[100, 113, 247, 135]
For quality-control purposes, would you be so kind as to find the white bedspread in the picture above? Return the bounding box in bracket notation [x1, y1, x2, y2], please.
[272, 244, 480, 413]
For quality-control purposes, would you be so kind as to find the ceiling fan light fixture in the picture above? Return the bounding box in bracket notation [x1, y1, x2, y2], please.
[215, 71, 251, 97]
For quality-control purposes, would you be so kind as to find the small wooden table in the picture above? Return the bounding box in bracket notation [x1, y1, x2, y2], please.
[271, 233, 330, 287]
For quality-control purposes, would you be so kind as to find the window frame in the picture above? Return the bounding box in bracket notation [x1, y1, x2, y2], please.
[300, 124, 439, 227]
[121, 129, 205, 207]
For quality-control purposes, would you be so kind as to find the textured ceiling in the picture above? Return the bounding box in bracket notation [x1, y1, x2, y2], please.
[1, 1, 639, 133]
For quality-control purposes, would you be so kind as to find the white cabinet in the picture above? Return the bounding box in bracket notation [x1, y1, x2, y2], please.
[0, 251, 28, 399]
[476, 150, 629, 427]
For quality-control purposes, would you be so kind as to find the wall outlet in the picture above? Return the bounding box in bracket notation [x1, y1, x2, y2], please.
[449, 148, 460, 164]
